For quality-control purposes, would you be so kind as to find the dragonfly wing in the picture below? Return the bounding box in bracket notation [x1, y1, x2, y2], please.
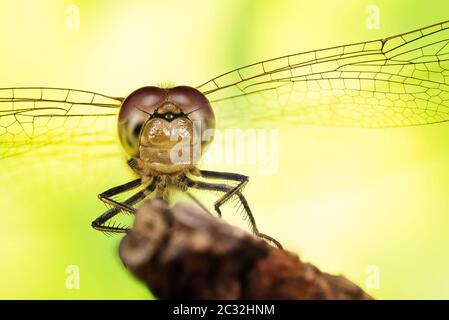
[0, 87, 123, 159]
[198, 20, 449, 128]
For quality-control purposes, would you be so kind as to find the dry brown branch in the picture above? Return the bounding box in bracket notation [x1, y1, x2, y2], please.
[119, 199, 372, 300]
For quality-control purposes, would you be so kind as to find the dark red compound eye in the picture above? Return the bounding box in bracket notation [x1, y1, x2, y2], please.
[118, 86, 215, 157]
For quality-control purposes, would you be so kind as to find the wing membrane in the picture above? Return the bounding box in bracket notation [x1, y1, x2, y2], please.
[3, 22, 449, 159]
[0, 87, 123, 158]
[198, 20, 449, 128]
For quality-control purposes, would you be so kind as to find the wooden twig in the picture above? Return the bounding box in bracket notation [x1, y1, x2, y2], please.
[119, 199, 372, 300]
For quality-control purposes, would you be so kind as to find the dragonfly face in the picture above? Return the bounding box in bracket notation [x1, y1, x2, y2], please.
[117, 86, 215, 174]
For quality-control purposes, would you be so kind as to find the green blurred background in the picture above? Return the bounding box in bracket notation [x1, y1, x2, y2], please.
[1, 0, 449, 299]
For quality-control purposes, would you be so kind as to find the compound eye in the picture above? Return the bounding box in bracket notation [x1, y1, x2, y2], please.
[168, 86, 215, 125]
[118, 86, 167, 157]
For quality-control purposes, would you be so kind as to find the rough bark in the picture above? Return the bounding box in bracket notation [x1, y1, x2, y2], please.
[119, 199, 372, 300]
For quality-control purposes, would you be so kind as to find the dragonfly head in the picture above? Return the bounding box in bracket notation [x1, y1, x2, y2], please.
[118, 86, 215, 173]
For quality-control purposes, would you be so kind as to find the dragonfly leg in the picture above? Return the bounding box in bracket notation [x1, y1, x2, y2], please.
[182, 174, 283, 249]
[180, 175, 229, 218]
[98, 178, 142, 213]
[91, 191, 145, 233]
[235, 192, 283, 249]
[92, 177, 158, 233]
[198, 170, 249, 209]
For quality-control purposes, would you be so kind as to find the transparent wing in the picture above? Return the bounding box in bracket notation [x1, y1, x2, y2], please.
[198, 20, 449, 128]
[0, 87, 123, 159]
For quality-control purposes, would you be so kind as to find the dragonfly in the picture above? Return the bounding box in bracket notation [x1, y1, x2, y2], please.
[1, 20, 449, 249]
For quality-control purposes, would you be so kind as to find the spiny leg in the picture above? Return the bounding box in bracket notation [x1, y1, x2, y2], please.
[198, 171, 282, 248]
[97, 178, 142, 213]
[98, 176, 160, 213]
[91, 190, 145, 233]
[182, 175, 283, 249]
[236, 192, 283, 249]
[199, 170, 249, 209]
[180, 175, 229, 217]
[92, 177, 159, 233]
